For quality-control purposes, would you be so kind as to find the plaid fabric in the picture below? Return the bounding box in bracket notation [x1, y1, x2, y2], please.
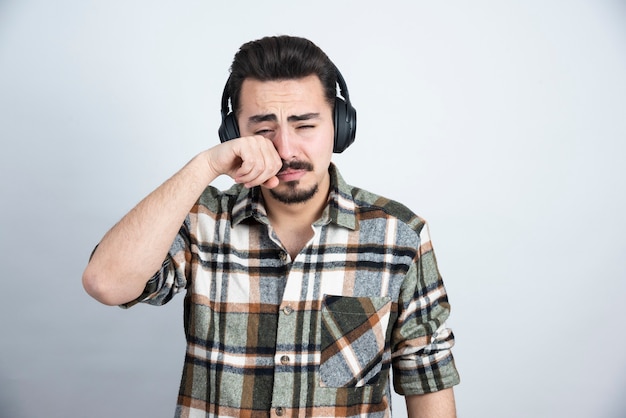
[125, 164, 460, 417]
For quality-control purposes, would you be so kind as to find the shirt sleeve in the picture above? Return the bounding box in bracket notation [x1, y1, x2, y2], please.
[391, 222, 460, 395]
[119, 219, 191, 309]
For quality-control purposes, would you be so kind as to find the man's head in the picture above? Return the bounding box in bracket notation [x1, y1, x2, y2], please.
[219, 35, 356, 154]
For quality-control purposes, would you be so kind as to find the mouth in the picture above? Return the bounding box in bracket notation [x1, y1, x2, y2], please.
[277, 169, 306, 182]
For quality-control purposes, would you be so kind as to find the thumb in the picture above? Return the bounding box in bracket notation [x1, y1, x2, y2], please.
[261, 176, 280, 189]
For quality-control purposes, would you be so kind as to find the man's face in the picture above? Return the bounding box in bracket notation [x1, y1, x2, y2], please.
[237, 75, 335, 205]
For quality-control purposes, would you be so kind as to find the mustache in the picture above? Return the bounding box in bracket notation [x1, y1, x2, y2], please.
[278, 160, 313, 173]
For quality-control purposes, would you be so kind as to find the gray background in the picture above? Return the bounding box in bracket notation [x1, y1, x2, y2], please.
[1, 1, 625, 417]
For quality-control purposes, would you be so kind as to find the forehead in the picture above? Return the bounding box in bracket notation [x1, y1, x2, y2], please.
[238, 75, 330, 115]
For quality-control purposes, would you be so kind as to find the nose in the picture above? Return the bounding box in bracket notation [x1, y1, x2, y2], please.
[272, 127, 296, 160]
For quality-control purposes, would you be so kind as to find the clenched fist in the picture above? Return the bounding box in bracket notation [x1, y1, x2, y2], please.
[205, 135, 283, 189]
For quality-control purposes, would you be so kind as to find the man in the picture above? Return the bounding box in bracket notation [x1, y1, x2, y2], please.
[83, 35, 460, 417]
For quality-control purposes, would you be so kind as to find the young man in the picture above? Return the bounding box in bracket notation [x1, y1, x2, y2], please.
[83, 35, 460, 417]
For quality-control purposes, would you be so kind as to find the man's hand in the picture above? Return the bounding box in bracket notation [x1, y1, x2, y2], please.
[205, 135, 283, 189]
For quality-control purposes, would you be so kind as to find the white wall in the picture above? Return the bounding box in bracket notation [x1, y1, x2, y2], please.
[1, 1, 625, 417]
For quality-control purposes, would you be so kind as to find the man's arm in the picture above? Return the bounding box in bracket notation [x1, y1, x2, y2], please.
[82, 135, 282, 306]
[405, 388, 456, 418]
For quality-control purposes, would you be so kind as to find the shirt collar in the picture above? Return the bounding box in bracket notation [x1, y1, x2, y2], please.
[230, 163, 357, 230]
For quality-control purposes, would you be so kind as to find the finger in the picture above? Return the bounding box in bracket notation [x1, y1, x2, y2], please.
[234, 148, 271, 184]
[231, 137, 265, 180]
[234, 137, 281, 186]
[238, 156, 280, 188]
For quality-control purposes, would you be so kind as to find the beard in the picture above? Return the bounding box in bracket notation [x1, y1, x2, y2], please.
[270, 182, 319, 204]
[269, 160, 318, 204]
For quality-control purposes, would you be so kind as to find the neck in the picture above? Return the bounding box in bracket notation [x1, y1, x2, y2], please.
[261, 182, 330, 260]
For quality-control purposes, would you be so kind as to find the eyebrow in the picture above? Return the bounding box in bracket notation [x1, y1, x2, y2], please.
[247, 112, 321, 127]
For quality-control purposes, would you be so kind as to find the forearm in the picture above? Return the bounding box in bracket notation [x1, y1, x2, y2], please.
[405, 388, 456, 418]
[83, 135, 282, 306]
[83, 151, 217, 306]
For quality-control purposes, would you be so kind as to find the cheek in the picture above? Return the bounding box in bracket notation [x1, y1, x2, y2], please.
[305, 122, 335, 160]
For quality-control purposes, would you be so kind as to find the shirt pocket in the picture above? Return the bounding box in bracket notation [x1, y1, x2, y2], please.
[319, 295, 392, 388]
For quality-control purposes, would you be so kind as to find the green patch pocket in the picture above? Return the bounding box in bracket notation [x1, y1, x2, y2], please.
[320, 295, 392, 388]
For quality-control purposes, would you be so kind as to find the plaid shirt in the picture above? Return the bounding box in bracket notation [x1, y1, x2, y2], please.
[125, 164, 460, 417]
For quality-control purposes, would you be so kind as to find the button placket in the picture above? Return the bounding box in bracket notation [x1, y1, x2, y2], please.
[270, 228, 317, 415]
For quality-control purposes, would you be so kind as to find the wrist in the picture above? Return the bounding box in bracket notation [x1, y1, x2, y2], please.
[194, 149, 221, 182]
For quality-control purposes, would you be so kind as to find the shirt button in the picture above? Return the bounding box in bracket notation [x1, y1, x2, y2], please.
[279, 252, 288, 262]
[280, 355, 290, 365]
[283, 306, 293, 315]
[275, 407, 284, 416]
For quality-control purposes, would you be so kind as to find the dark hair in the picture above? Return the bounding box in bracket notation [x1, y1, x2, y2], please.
[228, 35, 337, 116]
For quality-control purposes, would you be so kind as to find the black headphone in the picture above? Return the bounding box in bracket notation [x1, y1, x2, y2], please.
[218, 67, 357, 153]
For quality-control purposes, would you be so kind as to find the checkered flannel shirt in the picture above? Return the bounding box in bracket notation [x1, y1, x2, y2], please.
[125, 164, 460, 417]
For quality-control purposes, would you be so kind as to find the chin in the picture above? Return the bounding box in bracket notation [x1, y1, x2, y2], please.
[269, 182, 319, 205]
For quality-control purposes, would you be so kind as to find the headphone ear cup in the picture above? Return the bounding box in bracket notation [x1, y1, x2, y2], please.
[218, 113, 240, 143]
[333, 97, 357, 153]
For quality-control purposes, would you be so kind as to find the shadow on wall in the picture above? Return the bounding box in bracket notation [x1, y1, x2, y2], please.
[0, 374, 21, 418]
[608, 374, 626, 418]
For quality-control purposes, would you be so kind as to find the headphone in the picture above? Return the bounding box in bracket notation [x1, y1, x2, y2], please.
[218, 67, 357, 153]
